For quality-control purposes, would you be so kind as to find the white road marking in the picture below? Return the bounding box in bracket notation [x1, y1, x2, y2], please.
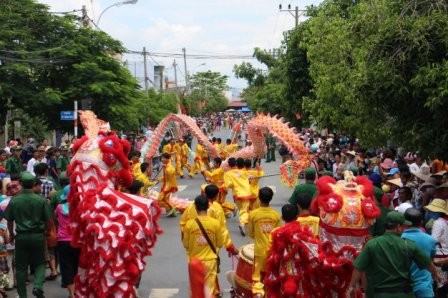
[148, 288, 179, 298]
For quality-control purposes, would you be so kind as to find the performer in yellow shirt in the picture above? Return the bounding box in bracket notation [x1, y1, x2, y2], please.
[135, 162, 156, 198]
[247, 187, 281, 297]
[214, 138, 225, 160]
[296, 193, 320, 236]
[224, 158, 255, 236]
[202, 157, 236, 217]
[129, 151, 142, 178]
[189, 143, 210, 177]
[157, 153, 178, 217]
[183, 195, 237, 297]
[162, 138, 181, 175]
[178, 138, 192, 177]
[244, 158, 265, 209]
[222, 138, 239, 160]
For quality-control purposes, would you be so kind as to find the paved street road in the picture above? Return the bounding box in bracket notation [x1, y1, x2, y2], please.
[13, 128, 296, 298]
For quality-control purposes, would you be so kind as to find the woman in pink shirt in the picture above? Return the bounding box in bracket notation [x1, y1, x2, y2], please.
[54, 186, 79, 298]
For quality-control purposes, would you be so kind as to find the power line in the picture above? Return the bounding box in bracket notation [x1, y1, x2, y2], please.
[50, 9, 83, 15]
[0, 56, 73, 64]
[0, 42, 74, 55]
[126, 50, 254, 60]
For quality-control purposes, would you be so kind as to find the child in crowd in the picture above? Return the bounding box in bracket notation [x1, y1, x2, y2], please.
[296, 194, 320, 237]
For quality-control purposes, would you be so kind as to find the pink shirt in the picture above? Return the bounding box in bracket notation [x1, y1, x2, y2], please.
[54, 204, 72, 242]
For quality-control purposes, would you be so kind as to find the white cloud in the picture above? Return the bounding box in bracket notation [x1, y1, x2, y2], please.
[38, 0, 322, 89]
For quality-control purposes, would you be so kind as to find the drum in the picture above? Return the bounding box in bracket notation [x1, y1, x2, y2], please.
[235, 243, 254, 297]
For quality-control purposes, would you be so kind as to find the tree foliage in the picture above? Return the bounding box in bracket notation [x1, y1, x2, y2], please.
[183, 71, 229, 115]
[234, 0, 448, 159]
[0, 0, 145, 134]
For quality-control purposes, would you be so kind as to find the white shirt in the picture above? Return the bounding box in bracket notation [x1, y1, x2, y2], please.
[26, 157, 47, 176]
[395, 201, 413, 213]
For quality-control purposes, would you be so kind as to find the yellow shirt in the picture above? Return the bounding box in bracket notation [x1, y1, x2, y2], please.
[245, 167, 265, 198]
[180, 143, 190, 158]
[214, 143, 224, 159]
[224, 168, 254, 200]
[223, 143, 239, 158]
[180, 202, 231, 247]
[183, 215, 225, 261]
[162, 143, 181, 161]
[135, 172, 156, 196]
[203, 167, 225, 187]
[160, 163, 177, 193]
[195, 143, 208, 160]
[248, 207, 281, 256]
[297, 215, 320, 236]
[131, 162, 142, 178]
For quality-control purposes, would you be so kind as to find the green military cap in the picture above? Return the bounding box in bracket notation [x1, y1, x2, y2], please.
[59, 145, 69, 151]
[11, 145, 22, 151]
[304, 168, 316, 180]
[20, 172, 35, 183]
[386, 211, 412, 226]
[322, 170, 333, 177]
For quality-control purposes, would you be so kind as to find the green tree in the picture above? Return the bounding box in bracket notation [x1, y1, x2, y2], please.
[305, 0, 448, 158]
[184, 71, 228, 115]
[135, 89, 179, 126]
[0, 0, 145, 134]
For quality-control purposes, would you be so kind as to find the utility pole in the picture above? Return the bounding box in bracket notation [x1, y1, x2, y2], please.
[173, 59, 178, 90]
[81, 5, 90, 27]
[279, 4, 306, 28]
[182, 48, 188, 93]
[143, 47, 149, 91]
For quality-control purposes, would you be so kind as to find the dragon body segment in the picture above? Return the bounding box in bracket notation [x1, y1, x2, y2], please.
[224, 113, 310, 186]
[141, 113, 218, 163]
[68, 111, 162, 297]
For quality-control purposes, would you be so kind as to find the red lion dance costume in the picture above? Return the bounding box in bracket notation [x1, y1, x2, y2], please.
[68, 111, 162, 297]
[266, 171, 380, 297]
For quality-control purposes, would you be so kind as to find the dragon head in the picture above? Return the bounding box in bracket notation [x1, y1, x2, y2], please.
[69, 111, 132, 189]
[311, 171, 380, 249]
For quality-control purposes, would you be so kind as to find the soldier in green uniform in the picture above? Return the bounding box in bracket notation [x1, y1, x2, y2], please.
[56, 146, 70, 175]
[348, 211, 431, 298]
[5, 146, 23, 178]
[265, 134, 276, 162]
[4, 172, 51, 298]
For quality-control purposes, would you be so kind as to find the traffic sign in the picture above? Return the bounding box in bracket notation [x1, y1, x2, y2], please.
[61, 111, 75, 120]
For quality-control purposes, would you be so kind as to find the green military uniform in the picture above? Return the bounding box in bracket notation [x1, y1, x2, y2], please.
[265, 135, 276, 162]
[369, 187, 391, 237]
[3, 173, 51, 298]
[56, 154, 70, 173]
[5, 156, 22, 177]
[354, 232, 431, 298]
[288, 182, 317, 205]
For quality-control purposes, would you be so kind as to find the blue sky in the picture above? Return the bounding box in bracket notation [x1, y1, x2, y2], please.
[38, 0, 322, 92]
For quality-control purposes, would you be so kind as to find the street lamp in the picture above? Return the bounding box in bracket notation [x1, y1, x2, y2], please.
[97, 0, 138, 26]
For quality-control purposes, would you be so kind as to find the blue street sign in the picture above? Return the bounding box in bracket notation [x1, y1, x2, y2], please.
[61, 111, 75, 120]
